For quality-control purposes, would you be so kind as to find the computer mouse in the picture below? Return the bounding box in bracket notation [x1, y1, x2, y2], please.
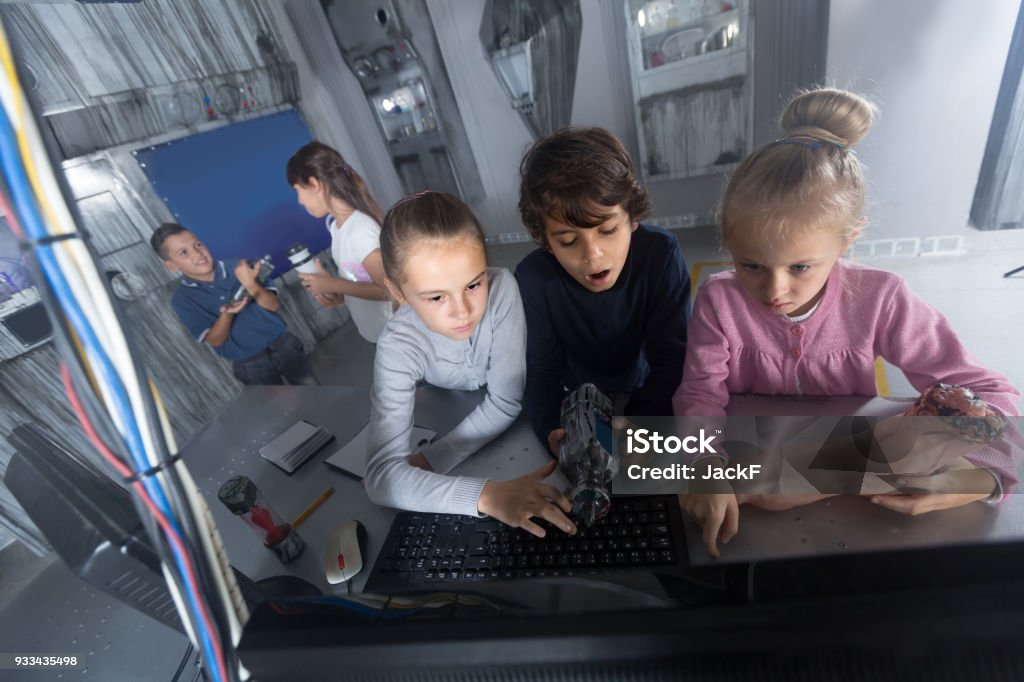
[324, 519, 366, 585]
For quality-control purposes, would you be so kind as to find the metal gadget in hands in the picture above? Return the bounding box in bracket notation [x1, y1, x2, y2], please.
[558, 383, 617, 528]
[231, 254, 274, 302]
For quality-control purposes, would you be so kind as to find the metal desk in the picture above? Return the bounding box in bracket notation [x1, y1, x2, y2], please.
[187, 387, 1024, 581]
[8, 387, 1021, 679]
[683, 394, 1024, 565]
[0, 385, 562, 680]
[182, 385, 565, 595]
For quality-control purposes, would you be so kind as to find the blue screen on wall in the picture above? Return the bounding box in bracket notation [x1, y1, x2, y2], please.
[136, 109, 327, 278]
[0, 216, 35, 303]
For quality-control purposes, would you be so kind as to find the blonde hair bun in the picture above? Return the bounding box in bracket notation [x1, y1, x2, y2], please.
[780, 87, 875, 148]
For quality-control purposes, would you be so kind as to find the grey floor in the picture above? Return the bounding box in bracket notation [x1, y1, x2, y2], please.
[1, 224, 1022, 667]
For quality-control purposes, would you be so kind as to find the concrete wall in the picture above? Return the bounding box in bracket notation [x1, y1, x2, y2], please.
[571, 1, 637, 149]
[426, 0, 1020, 240]
[826, 0, 1019, 239]
[426, 0, 534, 236]
[275, 0, 405, 209]
[426, 0, 653, 238]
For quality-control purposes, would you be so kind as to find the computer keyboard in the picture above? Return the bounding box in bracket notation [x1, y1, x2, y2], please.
[365, 495, 684, 593]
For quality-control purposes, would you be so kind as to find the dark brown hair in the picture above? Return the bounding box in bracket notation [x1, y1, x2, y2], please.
[150, 222, 191, 259]
[381, 192, 485, 284]
[720, 87, 876, 246]
[286, 142, 384, 225]
[518, 127, 650, 245]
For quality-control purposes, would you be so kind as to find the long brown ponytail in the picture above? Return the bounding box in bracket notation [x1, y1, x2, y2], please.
[286, 142, 384, 225]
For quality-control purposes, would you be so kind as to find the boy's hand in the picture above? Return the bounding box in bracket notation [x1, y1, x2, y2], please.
[612, 416, 633, 455]
[219, 297, 249, 316]
[235, 259, 259, 287]
[477, 461, 577, 538]
[299, 259, 336, 297]
[547, 428, 566, 457]
[315, 292, 345, 308]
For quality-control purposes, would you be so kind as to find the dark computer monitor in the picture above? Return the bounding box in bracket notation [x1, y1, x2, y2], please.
[235, 512, 1024, 681]
[0, 215, 34, 301]
[1, 300, 53, 347]
[3, 423, 267, 633]
[0, 215, 51, 348]
[236, 557, 1024, 681]
[236, 549, 1024, 681]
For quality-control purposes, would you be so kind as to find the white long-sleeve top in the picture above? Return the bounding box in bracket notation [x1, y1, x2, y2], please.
[364, 267, 527, 516]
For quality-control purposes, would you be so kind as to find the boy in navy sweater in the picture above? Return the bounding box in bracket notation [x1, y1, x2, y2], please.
[515, 127, 690, 454]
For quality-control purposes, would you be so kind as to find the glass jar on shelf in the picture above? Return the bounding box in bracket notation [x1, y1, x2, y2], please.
[631, 0, 742, 71]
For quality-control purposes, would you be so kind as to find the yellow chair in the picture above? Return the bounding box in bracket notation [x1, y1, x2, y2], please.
[688, 260, 733, 301]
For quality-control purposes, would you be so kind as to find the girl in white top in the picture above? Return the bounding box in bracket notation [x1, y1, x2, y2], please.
[287, 142, 393, 342]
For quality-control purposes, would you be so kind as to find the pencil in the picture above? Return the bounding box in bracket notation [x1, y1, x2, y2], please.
[291, 486, 334, 529]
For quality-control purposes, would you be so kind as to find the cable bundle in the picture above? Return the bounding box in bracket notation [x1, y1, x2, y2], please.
[0, 16, 245, 682]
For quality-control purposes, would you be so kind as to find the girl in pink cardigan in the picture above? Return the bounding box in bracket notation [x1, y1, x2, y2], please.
[672, 87, 1021, 557]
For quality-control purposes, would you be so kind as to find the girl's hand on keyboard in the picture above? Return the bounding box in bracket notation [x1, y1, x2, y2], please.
[478, 461, 578, 538]
[678, 457, 739, 558]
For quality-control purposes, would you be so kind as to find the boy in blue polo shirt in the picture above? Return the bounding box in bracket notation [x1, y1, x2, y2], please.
[515, 127, 690, 454]
[150, 223, 318, 385]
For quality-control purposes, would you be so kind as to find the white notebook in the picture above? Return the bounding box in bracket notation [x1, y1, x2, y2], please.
[259, 420, 335, 474]
[324, 422, 436, 480]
